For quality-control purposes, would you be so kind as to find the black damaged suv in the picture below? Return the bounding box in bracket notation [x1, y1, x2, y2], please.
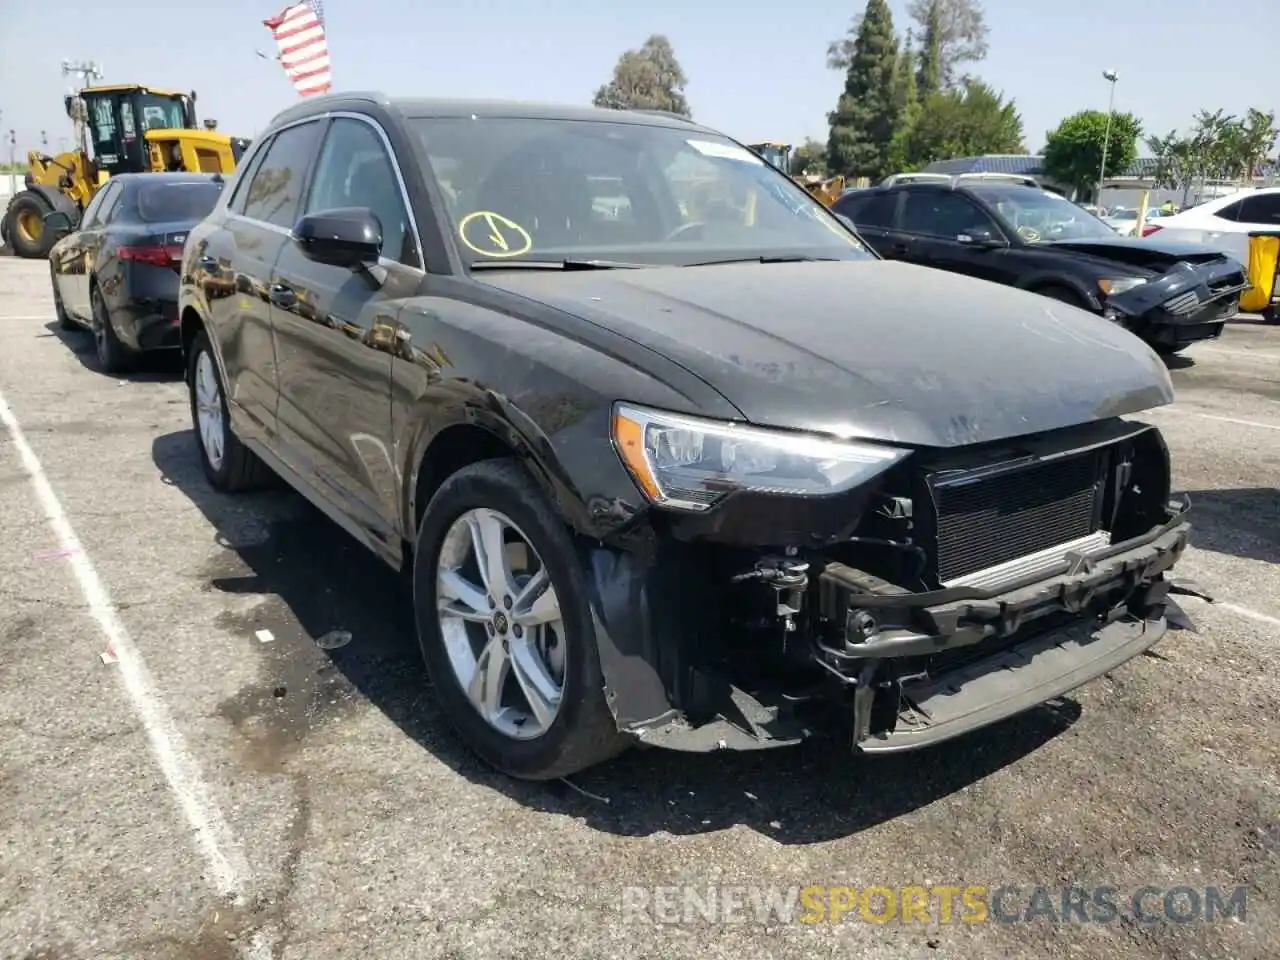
[834, 174, 1248, 355]
[178, 93, 1194, 779]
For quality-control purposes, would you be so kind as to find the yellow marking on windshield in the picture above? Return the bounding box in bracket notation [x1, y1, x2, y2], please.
[458, 210, 532, 259]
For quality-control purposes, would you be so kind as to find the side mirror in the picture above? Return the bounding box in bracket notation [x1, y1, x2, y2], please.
[835, 213, 856, 231]
[43, 211, 74, 237]
[958, 228, 1004, 248]
[292, 207, 382, 268]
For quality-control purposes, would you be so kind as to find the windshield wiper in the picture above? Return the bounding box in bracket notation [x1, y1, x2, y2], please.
[469, 259, 646, 271]
[682, 255, 844, 267]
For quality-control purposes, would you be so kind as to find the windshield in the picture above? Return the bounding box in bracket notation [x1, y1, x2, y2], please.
[979, 187, 1119, 241]
[409, 117, 870, 267]
[136, 181, 223, 222]
[135, 94, 187, 131]
[1109, 209, 1138, 220]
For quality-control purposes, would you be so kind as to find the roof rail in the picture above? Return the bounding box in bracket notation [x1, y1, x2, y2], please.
[626, 108, 696, 124]
[880, 172, 950, 186]
[881, 171, 1042, 189]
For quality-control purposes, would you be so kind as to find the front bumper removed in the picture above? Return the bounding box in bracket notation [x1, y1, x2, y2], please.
[820, 502, 1192, 752]
[610, 501, 1193, 756]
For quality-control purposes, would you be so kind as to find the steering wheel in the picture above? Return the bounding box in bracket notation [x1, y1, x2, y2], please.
[665, 220, 709, 242]
[1016, 224, 1041, 242]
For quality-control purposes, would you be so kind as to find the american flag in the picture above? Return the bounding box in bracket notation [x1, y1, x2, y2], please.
[263, 0, 331, 97]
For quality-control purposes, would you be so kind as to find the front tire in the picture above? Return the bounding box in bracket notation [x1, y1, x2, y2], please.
[2, 191, 57, 259]
[186, 329, 273, 492]
[413, 458, 628, 780]
[51, 265, 77, 331]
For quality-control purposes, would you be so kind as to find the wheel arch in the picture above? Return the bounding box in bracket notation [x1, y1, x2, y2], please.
[1023, 276, 1098, 309]
[406, 408, 573, 549]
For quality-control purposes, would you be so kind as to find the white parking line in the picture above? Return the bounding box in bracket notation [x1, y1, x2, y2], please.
[1194, 347, 1280, 362]
[1150, 407, 1280, 432]
[1216, 601, 1280, 631]
[0, 387, 263, 914]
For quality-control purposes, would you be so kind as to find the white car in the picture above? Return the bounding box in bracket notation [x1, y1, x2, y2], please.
[1140, 187, 1280, 264]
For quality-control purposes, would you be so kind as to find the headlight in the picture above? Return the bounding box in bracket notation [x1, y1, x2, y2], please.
[611, 403, 910, 512]
[1097, 276, 1147, 295]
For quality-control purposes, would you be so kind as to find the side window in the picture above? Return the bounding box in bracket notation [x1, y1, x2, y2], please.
[81, 180, 121, 229]
[227, 136, 272, 214]
[900, 191, 998, 239]
[121, 102, 137, 142]
[837, 192, 897, 228]
[240, 120, 326, 229]
[100, 183, 128, 225]
[1213, 201, 1241, 222]
[1237, 193, 1280, 225]
[304, 117, 417, 266]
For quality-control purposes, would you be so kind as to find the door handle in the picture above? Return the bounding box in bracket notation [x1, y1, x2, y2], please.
[888, 242, 910, 256]
[269, 283, 297, 307]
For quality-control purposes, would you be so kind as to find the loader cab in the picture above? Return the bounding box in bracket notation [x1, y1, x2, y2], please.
[72, 86, 197, 177]
[747, 142, 792, 174]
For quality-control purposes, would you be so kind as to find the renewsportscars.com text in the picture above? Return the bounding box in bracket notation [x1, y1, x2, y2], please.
[620, 884, 1250, 925]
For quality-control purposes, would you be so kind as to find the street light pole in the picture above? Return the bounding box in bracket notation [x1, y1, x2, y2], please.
[1097, 69, 1119, 209]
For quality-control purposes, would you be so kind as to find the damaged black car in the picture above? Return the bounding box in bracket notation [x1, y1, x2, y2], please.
[834, 175, 1249, 356]
[179, 93, 1195, 780]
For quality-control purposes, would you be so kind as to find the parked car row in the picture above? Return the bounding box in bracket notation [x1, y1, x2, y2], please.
[41, 94, 1199, 781]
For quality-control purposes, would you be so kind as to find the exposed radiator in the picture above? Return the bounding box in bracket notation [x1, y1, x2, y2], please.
[929, 451, 1106, 585]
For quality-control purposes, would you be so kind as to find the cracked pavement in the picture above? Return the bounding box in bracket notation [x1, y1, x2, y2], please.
[0, 256, 1277, 959]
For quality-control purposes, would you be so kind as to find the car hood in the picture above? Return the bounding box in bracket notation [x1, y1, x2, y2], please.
[1042, 235, 1227, 271]
[479, 260, 1174, 448]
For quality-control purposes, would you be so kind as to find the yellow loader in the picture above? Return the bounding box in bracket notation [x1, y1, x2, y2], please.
[745, 141, 846, 208]
[2, 84, 249, 259]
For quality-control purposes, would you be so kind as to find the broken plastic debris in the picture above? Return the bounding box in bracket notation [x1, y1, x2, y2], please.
[99, 644, 119, 665]
[560, 777, 610, 804]
[769, 820, 782, 830]
[33, 546, 79, 561]
[255, 629, 275, 644]
[315, 629, 352, 651]
[744, 791, 758, 801]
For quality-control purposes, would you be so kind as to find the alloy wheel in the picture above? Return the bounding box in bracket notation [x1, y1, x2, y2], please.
[194, 350, 226, 471]
[435, 507, 566, 739]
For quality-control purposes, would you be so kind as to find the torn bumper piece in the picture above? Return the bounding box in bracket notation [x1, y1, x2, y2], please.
[591, 502, 1192, 757]
[822, 508, 1191, 754]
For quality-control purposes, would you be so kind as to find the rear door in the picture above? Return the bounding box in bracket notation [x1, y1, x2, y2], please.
[833, 190, 902, 257]
[199, 119, 327, 446]
[269, 114, 425, 557]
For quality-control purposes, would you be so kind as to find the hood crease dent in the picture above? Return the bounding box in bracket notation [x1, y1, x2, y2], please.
[481, 259, 1174, 448]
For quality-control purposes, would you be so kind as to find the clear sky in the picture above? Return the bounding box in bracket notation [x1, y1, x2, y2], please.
[1, 0, 1276, 160]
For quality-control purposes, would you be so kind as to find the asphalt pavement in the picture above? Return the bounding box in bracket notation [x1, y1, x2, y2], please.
[0, 256, 1276, 960]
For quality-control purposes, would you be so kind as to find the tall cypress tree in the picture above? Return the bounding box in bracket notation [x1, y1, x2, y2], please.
[826, 0, 901, 182]
[915, 0, 943, 97]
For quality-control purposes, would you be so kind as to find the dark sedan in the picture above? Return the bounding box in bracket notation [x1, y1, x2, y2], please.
[178, 94, 1194, 781]
[46, 173, 225, 372]
[835, 176, 1249, 355]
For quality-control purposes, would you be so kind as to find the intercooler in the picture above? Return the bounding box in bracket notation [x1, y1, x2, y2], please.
[923, 447, 1110, 589]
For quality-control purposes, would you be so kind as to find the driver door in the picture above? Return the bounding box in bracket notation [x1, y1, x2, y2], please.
[898, 189, 1011, 284]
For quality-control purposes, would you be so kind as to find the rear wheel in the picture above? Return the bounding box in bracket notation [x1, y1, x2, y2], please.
[413, 458, 629, 780]
[186, 329, 273, 491]
[90, 284, 136, 374]
[1263, 307, 1279, 325]
[2, 191, 57, 259]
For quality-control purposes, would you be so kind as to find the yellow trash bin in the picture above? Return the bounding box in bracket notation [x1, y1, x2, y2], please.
[1240, 231, 1280, 320]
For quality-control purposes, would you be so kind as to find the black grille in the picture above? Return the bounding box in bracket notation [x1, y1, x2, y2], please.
[931, 452, 1103, 583]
